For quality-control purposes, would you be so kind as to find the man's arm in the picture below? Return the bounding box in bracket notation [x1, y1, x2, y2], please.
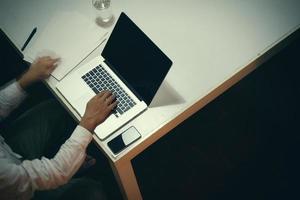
[0, 81, 27, 120]
[0, 125, 91, 199]
[0, 91, 117, 199]
[0, 56, 59, 120]
[24, 91, 117, 190]
[22, 125, 92, 190]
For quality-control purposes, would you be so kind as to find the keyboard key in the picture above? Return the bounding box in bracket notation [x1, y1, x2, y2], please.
[116, 107, 124, 115]
[92, 87, 98, 94]
[123, 107, 130, 113]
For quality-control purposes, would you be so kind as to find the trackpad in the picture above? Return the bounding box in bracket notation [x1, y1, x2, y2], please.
[74, 93, 93, 116]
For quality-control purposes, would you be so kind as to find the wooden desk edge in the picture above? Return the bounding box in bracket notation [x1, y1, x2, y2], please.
[114, 26, 300, 164]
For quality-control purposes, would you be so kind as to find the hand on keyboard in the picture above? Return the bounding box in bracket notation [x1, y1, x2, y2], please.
[82, 65, 136, 116]
[79, 91, 117, 132]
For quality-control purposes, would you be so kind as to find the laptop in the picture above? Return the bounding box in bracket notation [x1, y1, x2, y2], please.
[56, 12, 172, 140]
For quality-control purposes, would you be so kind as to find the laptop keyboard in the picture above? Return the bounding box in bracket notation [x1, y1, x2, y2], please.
[81, 65, 136, 115]
[81, 65, 136, 116]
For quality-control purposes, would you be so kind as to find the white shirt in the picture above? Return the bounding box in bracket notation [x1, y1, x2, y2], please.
[0, 81, 93, 200]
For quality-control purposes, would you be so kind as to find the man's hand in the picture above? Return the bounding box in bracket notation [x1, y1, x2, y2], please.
[80, 91, 117, 132]
[18, 56, 60, 89]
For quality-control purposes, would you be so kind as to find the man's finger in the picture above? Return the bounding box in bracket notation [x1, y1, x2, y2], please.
[42, 56, 52, 61]
[101, 91, 113, 100]
[51, 58, 61, 65]
[105, 94, 116, 105]
[97, 91, 106, 98]
[108, 101, 118, 110]
[47, 66, 56, 74]
[47, 64, 57, 72]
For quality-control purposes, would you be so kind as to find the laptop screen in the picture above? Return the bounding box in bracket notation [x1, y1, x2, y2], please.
[102, 12, 172, 106]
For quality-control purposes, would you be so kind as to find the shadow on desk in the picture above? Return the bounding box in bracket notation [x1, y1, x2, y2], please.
[150, 81, 185, 108]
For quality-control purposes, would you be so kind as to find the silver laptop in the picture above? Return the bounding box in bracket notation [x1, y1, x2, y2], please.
[56, 12, 172, 140]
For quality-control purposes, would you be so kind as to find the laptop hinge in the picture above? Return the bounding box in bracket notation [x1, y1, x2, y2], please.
[103, 60, 143, 102]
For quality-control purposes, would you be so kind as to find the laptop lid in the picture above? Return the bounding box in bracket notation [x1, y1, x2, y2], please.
[101, 12, 172, 106]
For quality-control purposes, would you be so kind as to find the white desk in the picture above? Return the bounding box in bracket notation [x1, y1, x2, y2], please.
[1, 0, 300, 199]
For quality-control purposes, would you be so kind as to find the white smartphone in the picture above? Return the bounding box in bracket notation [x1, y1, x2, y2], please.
[107, 126, 141, 154]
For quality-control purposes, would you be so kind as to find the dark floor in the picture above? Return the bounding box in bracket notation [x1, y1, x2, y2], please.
[1, 29, 300, 200]
[132, 35, 300, 199]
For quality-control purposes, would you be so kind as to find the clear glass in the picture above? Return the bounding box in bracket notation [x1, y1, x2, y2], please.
[92, 0, 114, 26]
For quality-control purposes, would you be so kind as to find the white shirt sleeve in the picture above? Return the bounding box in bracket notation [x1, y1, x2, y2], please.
[0, 80, 27, 120]
[0, 125, 93, 200]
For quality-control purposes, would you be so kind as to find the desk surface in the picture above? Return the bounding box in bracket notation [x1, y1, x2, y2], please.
[1, 0, 300, 160]
[2, 1, 300, 199]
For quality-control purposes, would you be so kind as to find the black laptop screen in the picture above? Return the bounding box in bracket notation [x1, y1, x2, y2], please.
[101, 12, 172, 105]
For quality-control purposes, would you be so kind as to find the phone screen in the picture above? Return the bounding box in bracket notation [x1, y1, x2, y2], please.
[107, 126, 141, 154]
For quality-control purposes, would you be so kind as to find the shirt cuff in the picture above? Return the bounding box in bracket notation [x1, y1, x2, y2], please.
[13, 81, 27, 98]
[70, 125, 93, 148]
